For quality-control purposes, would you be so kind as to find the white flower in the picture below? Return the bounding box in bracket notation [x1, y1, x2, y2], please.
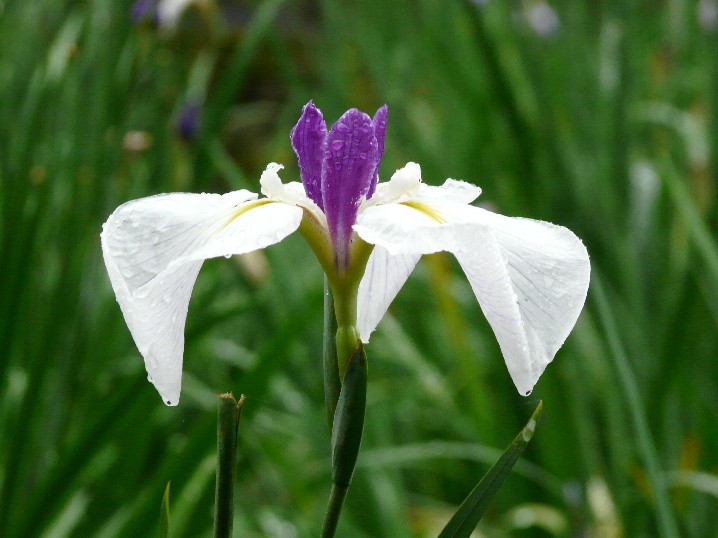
[101, 103, 590, 405]
[102, 161, 589, 405]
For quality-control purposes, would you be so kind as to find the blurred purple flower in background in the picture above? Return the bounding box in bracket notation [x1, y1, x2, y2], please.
[174, 100, 202, 142]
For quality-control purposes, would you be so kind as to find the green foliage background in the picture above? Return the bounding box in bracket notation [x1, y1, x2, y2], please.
[1, 0, 717, 536]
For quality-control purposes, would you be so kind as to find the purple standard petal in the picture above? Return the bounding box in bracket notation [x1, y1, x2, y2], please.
[290, 101, 327, 209]
[367, 104, 387, 199]
[321, 108, 379, 268]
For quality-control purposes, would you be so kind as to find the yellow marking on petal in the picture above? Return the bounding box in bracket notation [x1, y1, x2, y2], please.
[402, 201, 445, 223]
[220, 199, 273, 230]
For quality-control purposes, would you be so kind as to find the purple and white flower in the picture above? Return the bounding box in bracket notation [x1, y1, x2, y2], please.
[101, 101, 590, 405]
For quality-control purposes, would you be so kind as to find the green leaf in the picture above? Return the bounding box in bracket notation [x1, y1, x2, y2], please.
[160, 482, 171, 538]
[437, 401, 543, 538]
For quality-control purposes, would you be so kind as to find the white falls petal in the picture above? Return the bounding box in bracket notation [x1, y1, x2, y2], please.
[101, 191, 303, 405]
[357, 247, 421, 342]
[453, 212, 590, 395]
[355, 190, 589, 395]
[355, 203, 473, 255]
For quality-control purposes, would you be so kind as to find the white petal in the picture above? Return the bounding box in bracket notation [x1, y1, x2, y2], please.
[415, 178, 482, 205]
[357, 247, 421, 342]
[454, 212, 590, 395]
[260, 162, 326, 227]
[363, 162, 422, 207]
[101, 191, 302, 405]
[355, 201, 479, 256]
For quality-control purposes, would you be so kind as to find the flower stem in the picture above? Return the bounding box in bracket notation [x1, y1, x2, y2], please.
[321, 344, 367, 537]
[323, 276, 341, 429]
[214, 393, 245, 538]
[320, 483, 349, 538]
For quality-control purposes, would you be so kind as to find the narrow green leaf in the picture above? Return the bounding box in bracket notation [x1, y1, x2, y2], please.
[160, 482, 171, 538]
[438, 401, 543, 538]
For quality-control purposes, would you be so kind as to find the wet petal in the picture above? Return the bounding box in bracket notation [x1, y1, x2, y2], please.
[101, 192, 302, 405]
[355, 185, 589, 394]
[460, 211, 590, 394]
[450, 227, 537, 394]
[354, 200, 476, 255]
[367, 104, 388, 198]
[415, 178, 482, 205]
[290, 101, 327, 209]
[357, 247, 421, 342]
[322, 108, 379, 266]
[363, 162, 422, 207]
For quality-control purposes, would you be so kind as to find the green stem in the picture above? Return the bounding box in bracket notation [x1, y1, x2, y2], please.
[214, 393, 245, 538]
[323, 276, 341, 429]
[320, 483, 349, 538]
[322, 345, 367, 537]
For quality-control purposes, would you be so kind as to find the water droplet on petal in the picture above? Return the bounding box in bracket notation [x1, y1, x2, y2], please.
[336, 122, 350, 132]
[359, 152, 367, 160]
[330, 140, 344, 150]
[224, 253, 232, 259]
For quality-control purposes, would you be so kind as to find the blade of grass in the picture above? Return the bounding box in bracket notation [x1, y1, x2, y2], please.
[438, 400, 543, 538]
[160, 482, 171, 538]
[592, 272, 679, 538]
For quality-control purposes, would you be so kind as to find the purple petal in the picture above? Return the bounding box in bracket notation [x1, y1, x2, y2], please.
[367, 104, 387, 199]
[290, 101, 327, 209]
[322, 109, 379, 267]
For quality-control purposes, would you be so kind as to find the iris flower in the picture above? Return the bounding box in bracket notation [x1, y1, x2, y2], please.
[101, 101, 590, 406]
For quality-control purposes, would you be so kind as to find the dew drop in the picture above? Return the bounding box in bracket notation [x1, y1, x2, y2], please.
[336, 122, 350, 132]
[359, 152, 367, 160]
[330, 140, 344, 150]
[224, 253, 232, 259]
